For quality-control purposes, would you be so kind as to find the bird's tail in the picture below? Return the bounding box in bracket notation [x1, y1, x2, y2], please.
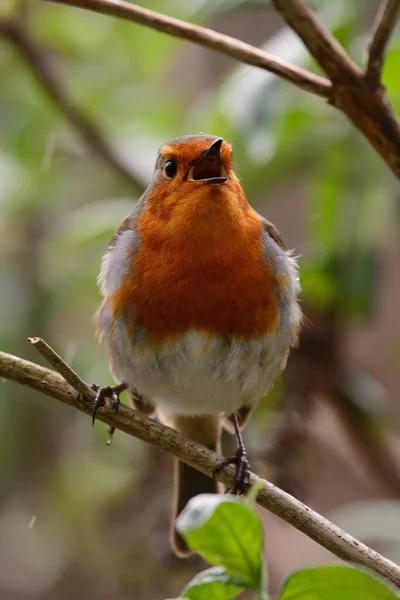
[169, 414, 221, 557]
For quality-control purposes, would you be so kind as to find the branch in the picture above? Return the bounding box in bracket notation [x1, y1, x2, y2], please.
[28, 336, 91, 398]
[270, 0, 362, 81]
[42, 0, 400, 180]
[366, 0, 400, 86]
[1, 347, 400, 587]
[269, 0, 400, 178]
[43, 0, 331, 98]
[0, 18, 146, 195]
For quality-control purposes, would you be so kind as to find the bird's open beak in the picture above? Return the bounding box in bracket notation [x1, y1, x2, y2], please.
[189, 137, 228, 184]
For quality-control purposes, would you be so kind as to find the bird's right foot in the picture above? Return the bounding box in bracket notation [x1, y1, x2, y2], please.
[91, 383, 128, 426]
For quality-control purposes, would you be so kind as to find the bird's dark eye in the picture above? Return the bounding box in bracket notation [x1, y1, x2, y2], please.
[165, 160, 177, 178]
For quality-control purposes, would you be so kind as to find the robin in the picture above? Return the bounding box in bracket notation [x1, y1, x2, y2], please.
[94, 134, 301, 557]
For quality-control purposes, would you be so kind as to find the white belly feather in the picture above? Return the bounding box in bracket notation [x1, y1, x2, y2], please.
[100, 307, 292, 416]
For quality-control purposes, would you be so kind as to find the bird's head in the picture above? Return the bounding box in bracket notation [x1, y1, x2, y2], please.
[143, 135, 248, 235]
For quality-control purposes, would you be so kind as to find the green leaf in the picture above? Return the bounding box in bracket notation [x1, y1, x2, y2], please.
[181, 566, 247, 600]
[176, 494, 264, 591]
[277, 565, 400, 600]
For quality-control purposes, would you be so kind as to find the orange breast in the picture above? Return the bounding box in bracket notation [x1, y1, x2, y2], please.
[110, 207, 278, 344]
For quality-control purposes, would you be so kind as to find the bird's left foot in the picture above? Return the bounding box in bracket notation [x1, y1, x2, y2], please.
[213, 445, 251, 495]
[91, 383, 127, 426]
[213, 411, 251, 494]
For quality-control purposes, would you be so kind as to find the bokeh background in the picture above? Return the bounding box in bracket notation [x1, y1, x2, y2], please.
[1, 1, 400, 598]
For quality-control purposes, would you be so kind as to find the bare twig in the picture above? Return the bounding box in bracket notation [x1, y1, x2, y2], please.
[43, 0, 331, 98]
[366, 0, 400, 86]
[0, 18, 146, 195]
[28, 336, 92, 399]
[269, 0, 400, 178]
[271, 0, 362, 81]
[41, 0, 400, 179]
[1, 348, 400, 586]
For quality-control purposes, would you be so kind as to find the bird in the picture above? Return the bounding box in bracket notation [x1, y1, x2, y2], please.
[94, 134, 302, 557]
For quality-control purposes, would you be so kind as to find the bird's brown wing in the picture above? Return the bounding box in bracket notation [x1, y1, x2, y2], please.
[260, 215, 286, 250]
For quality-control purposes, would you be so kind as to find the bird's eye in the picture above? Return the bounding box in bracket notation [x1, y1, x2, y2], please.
[165, 160, 177, 178]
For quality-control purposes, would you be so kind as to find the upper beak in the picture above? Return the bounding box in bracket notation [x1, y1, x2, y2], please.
[190, 137, 228, 184]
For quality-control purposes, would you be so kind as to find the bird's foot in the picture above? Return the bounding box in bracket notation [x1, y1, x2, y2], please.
[213, 446, 251, 495]
[213, 411, 251, 495]
[91, 383, 127, 427]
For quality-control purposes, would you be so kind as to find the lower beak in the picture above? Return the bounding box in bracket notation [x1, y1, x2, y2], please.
[190, 138, 228, 184]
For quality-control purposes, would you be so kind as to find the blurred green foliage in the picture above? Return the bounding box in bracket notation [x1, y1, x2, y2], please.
[0, 0, 399, 598]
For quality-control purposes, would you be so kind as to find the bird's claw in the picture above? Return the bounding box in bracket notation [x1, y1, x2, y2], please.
[213, 446, 251, 495]
[91, 383, 126, 426]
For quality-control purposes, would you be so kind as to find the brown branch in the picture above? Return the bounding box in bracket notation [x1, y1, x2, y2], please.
[43, 0, 331, 98]
[1, 348, 400, 586]
[42, 0, 400, 179]
[269, 0, 400, 178]
[270, 0, 362, 81]
[28, 336, 92, 399]
[0, 18, 146, 195]
[366, 0, 400, 86]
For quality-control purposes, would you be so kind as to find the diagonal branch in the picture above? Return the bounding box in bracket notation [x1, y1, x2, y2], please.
[269, 0, 400, 179]
[43, 0, 331, 98]
[0, 18, 146, 195]
[365, 0, 400, 86]
[1, 347, 400, 587]
[28, 336, 91, 398]
[42, 0, 400, 180]
[270, 0, 362, 80]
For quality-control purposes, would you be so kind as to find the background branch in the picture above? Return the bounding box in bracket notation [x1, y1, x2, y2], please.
[269, 0, 400, 178]
[366, 0, 400, 86]
[0, 18, 146, 195]
[42, 0, 400, 179]
[1, 348, 400, 587]
[43, 0, 331, 98]
[270, 0, 361, 80]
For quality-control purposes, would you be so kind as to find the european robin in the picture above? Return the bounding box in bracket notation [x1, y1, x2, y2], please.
[94, 134, 301, 557]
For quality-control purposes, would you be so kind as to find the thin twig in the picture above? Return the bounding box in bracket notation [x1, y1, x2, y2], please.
[0, 18, 146, 195]
[365, 0, 400, 86]
[269, 0, 400, 178]
[1, 349, 400, 587]
[270, 0, 362, 80]
[41, 0, 400, 179]
[43, 0, 332, 98]
[28, 336, 92, 399]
